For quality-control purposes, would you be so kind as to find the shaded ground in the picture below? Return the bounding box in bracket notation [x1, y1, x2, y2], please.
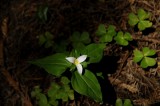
[0, 0, 160, 106]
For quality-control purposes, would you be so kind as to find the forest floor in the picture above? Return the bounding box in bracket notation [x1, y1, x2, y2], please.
[1, 0, 160, 106]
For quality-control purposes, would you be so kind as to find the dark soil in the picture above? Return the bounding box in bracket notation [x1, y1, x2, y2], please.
[0, 0, 160, 106]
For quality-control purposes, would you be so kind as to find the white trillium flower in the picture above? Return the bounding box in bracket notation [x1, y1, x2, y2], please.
[66, 55, 87, 75]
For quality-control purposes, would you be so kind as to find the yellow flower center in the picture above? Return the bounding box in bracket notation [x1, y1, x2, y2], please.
[74, 59, 79, 65]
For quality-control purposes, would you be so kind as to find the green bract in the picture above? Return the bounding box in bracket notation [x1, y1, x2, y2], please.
[128, 8, 152, 30]
[133, 47, 156, 68]
[29, 53, 71, 76]
[96, 24, 116, 43]
[114, 31, 132, 46]
[71, 70, 102, 102]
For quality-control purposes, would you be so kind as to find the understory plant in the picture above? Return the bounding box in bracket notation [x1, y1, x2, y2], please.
[30, 8, 157, 105]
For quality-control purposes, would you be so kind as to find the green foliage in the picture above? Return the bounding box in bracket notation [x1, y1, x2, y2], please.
[32, 77, 74, 106]
[31, 7, 157, 104]
[31, 86, 50, 106]
[39, 31, 54, 48]
[37, 5, 48, 22]
[29, 53, 71, 76]
[128, 8, 152, 30]
[70, 31, 91, 52]
[115, 98, 133, 106]
[71, 70, 102, 102]
[114, 31, 132, 46]
[81, 43, 106, 63]
[133, 47, 156, 68]
[96, 24, 116, 43]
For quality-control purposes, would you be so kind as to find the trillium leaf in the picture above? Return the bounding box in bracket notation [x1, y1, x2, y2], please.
[29, 53, 71, 77]
[142, 47, 156, 56]
[140, 57, 156, 68]
[138, 21, 152, 30]
[128, 13, 139, 26]
[133, 49, 143, 62]
[71, 70, 102, 102]
[96, 24, 107, 36]
[81, 43, 106, 63]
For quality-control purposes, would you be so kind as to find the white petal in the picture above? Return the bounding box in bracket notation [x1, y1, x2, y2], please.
[66, 57, 76, 63]
[76, 64, 83, 75]
[77, 55, 87, 63]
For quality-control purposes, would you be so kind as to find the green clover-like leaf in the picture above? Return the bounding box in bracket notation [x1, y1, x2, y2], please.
[138, 20, 152, 30]
[124, 99, 133, 106]
[107, 25, 117, 36]
[142, 47, 156, 57]
[96, 24, 106, 36]
[140, 57, 156, 68]
[70, 31, 81, 42]
[99, 33, 113, 43]
[80, 31, 91, 44]
[115, 98, 123, 106]
[128, 13, 139, 26]
[114, 31, 132, 46]
[138, 8, 151, 20]
[124, 32, 132, 41]
[133, 49, 143, 62]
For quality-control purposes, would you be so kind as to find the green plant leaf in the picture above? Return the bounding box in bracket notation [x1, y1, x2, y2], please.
[96, 24, 106, 36]
[38, 93, 49, 106]
[81, 43, 106, 63]
[107, 25, 117, 36]
[142, 47, 156, 56]
[138, 20, 152, 30]
[140, 57, 156, 68]
[124, 32, 132, 41]
[128, 13, 139, 26]
[71, 70, 102, 102]
[39, 35, 46, 46]
[61, 77, 70, 85]
[44, 40, 53, 48]
[80, 31, 91, 44]
[48, 83, 60, 98]
[133, 49, 143, 62]
[38, 6, 48, 22]
[29, 53, 71, 76]
[72, 42, 85, 52]
[115, 98, 123, 106]
[70, 31, 81, 42]
[114, 31, 128, 46]
[138, 8, 150, 20]
[67, 90, 74, 100]
[124, 99, 133, 106]
[45, 31, 54, 40]
[99, 33, 113, 43]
